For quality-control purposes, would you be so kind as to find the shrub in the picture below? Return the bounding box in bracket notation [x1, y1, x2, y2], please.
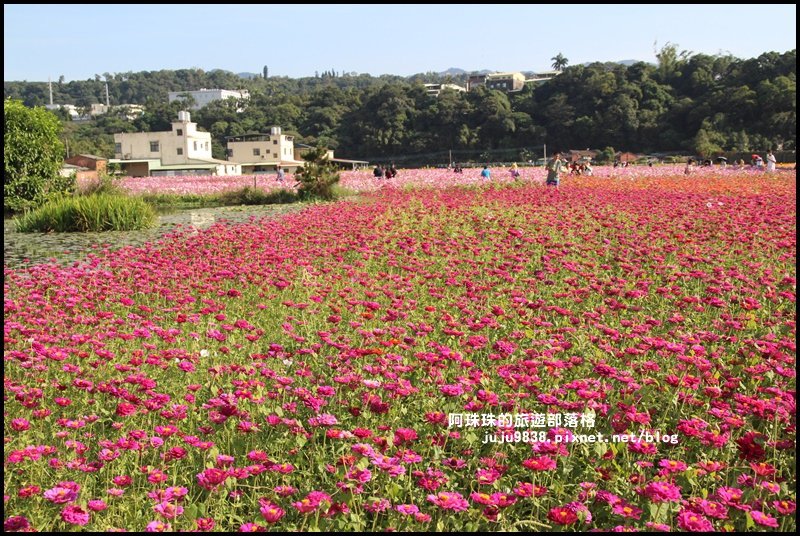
[4, 98, 71, 212]
[293, 147, 340, 201]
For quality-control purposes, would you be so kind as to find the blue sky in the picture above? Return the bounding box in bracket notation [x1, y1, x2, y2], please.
[4, 4, 796, 82]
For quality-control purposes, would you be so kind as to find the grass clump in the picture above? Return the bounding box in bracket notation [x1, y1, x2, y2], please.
[15, 194, 156, 232]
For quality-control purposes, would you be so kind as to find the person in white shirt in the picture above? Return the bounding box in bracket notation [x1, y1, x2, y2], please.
[766, 150, 777, 172]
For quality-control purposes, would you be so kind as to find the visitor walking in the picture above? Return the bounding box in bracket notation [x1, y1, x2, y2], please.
[276, 167, 285, 182]
[545, 152, 565, 187]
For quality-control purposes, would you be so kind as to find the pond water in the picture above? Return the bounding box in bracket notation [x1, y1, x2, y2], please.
[3, 204, 304, 270]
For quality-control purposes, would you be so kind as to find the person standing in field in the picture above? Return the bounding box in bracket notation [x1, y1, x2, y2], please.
[276, 167, 285, 182]
[766, 150, 777, 172]
[546, 152, 565, 187]
[481, 165, 491, 180]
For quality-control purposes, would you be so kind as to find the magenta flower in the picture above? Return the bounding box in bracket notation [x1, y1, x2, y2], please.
[750, 510, 779, 528]
[61, 504, 90, 526]
[43, 486, 77, 504]
[427, 491, 469, 511]
[677, 509, 714, 531]
[4, 516, 30, 532]
[259, 501, 285, 523]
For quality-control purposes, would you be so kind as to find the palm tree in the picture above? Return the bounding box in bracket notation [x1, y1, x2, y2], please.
[551, 53, 569, 71]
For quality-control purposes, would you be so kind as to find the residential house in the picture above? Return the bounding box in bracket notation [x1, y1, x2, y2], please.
[168, 88, 250, 111]
[467, 74, 487, 91]
[295, 144, 369, 170]
[485, 72, 526, 92]
[566, 149, 599, 163]
[524, 70, 561, 85]
[423, 83, 467, 97]
[110, 111, 240, 177]
[64, 154, 108, 181]
[615, 151, 641, 163]
[225, 127, 305, 173]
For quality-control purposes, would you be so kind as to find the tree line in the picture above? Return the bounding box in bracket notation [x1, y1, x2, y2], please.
[4, 46, 795, 163]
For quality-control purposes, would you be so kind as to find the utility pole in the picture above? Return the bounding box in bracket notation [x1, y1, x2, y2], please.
[543, 143, 547, 164]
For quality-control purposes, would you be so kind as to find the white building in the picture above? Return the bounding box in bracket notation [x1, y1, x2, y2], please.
[45, 104, 80, 120]
[110, 111, 240, 177]
[423, 83, 466, 97]
[168, 88, 250, 110]
[225, 127, 305, 173]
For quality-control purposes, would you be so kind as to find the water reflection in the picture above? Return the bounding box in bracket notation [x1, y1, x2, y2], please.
[4, 204, 302, 269]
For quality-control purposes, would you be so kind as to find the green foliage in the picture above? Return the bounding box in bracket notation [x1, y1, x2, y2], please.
[596, 146, 617, 164]
[215, 186, 299, 206]
[3, 49, 796, 163]
[293, 147, 341, 201]
[14, 193, 156, 232]
[4, 98, 69, 212]
[551, 52, 569, 71]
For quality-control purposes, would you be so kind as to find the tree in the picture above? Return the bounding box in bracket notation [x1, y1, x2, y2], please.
[4, 98, 71, 212]
[293, 146, 340, 200]
[551, 53, 569, 71]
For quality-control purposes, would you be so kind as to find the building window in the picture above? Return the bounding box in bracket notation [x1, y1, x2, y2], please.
[177, 148, 183, 155]
[115, 142, 122, 154]
[253, 148, 261, 156]
[273, 153, 278, 158]
[193, 141, 197, 151]
[205, 142, 209, 150]
[150, 141, 159, 152]
[176, 129, 183, 136]
[273, 140, 278, 145]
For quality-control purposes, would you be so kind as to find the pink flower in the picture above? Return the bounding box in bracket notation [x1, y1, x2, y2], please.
[396, 504, 420, 516]
[153, 502, 183, 519]
[750, 510, 779, 528]
[11, 419, 30, 431]
[676, 509, 714, 531]
[548, 506, 578, 525]
[61, 505, 90, 526]
[43, 486, 77, 504]
[523, 456, 557, 471]
[394, 427, 418, 445]
[146, 520, 171, 532]
[259, 501, 285, 523]
[196, 518, 215, 531]
[642, 481, 682, 502]
[197, 468, 228, 490]
[773, 499, 796, 515]
[4, 516, 30, 532]
[88, 500, 108, 512]
[238, 522, 266, 532]
[427, 491, 469, 511]
[612, 502, 643, 519]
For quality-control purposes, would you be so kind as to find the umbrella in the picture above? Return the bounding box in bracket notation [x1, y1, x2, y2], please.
[716, 156, 727, 161]
[752, 154, 762, 161]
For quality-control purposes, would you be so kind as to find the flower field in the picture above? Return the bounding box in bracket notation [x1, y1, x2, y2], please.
[106, 164, 787, 196]
[4, 170, 796, 532]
